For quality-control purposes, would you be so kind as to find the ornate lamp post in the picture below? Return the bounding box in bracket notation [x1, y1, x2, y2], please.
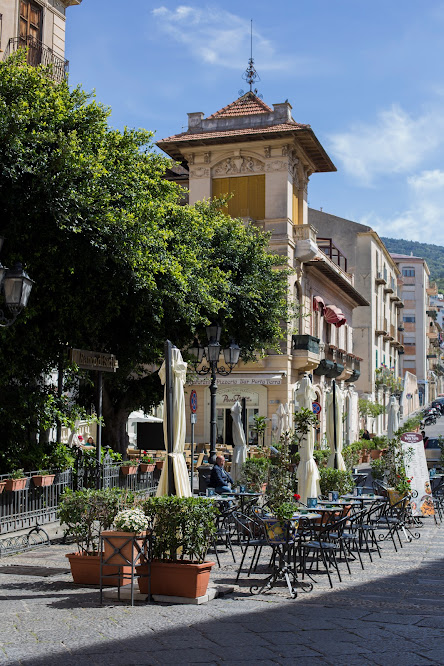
[0, 238, 33, 327]
[189, 323, 240, 465]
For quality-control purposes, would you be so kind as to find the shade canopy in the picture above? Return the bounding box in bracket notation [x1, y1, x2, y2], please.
[230, 400, 247, 482]
[156, 347, 191, 497]
[295, 374, 320, 502]
[324, 305, 346, 328]
[326, 382, 346, 471]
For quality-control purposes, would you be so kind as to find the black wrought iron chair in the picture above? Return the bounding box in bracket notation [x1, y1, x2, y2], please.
[231, 511, 267, 582]
[299, 514, 350, 588]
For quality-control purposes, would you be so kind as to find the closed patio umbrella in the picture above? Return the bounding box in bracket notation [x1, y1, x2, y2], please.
[387, 395, 400, 441]
[283, 403, 291, 434]
[275, 403, 286, 441]
[156, 346, 191, 497]
[230, 400, 247, 482]
[295, 374, 320, 502]
[326, 381, 346, 471]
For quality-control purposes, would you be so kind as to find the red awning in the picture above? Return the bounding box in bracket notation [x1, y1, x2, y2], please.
[324, 305, 347, 328]
[313, 296, 325, 312]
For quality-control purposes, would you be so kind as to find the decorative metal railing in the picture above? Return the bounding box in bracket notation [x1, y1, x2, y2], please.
[3, 36, 69, 82]
[0, 451, 158, 539]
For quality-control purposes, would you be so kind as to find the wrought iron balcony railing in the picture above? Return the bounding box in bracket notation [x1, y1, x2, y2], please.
[3, 36, 68, 83]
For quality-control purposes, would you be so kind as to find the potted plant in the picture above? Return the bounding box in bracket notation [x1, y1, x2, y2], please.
[139, 453, 155, 474]
[0, 480, 5, 494]
[136, 496, 218, 598]
[120, 460, 139, 476]
[5, 469, 27, 492]
[370, 456, 386, 481]
[319, 468, 354, 498]
[101, 508, 149, 572]
[32, 469, 56, 487]
[239, 457, 270, 493]
[59, 488, 131, 585]
[370, 435, 388, 460]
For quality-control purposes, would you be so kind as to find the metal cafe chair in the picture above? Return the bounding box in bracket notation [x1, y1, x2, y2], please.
[231, 511, 267, 582]
[299, 514, 351, 588]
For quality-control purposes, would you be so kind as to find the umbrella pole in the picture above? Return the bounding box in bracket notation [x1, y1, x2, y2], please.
[333, 379, 338, 470]
[241, 398, 247, 442]
[165, 340, 176, 496]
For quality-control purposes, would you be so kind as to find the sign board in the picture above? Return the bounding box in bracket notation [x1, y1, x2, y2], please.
[400, 432, 434, 517]
[190, 413, 197, 425]
[312, 401, 322, 415]
[69, 348, 118, 373]
[190, 390, 198, 413]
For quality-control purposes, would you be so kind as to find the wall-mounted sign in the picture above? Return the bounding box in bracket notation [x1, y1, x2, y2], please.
[69, 348, 118, 373]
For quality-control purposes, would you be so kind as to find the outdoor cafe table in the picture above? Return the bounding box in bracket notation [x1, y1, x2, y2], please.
[221, 491, 262, 512]
[317, 499, 361, 507]
[341, 494, 385, 507]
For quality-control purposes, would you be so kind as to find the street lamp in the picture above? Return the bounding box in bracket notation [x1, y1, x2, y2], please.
[0, 238, 34, 327]
[189, 323, 240, 464]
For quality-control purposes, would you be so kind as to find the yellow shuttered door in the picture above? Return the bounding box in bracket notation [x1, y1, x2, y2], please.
[212, 175, 265, 220]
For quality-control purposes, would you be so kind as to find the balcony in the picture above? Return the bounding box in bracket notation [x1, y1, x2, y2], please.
[427, 282, 438, 296]
[375, 271, 386, 285]
[291, 335, 320, 371]
[317, 238, 348, 273]
[375, 318, 388, 336]
[3, 37, 68, 83]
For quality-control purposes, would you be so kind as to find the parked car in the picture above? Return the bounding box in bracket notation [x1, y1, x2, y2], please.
[424, 437, 443, 467]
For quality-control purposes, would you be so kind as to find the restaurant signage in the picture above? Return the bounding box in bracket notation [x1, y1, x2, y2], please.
[400, 432, 434, 517]
[69, 348, 118, 373]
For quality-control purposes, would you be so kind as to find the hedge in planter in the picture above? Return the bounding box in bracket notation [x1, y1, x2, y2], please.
[319, 467, 354, 497]
[137, 496, 218, 598]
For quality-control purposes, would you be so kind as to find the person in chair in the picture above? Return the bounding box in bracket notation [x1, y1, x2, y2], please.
[208, 455, 233, 494]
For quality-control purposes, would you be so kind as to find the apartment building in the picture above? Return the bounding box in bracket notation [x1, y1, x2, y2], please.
[158, 92, 367, 447]
[0, 0, 81, 81]
[391, 254, 442, 404]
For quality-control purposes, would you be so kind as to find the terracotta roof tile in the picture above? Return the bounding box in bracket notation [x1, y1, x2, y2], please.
[159, 121, 309, 144]
[207, 92, 273, 119]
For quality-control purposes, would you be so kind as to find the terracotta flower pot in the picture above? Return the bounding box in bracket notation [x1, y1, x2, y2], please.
[370, 449, 383, 460]
[120, 465, 138, 476]
[5, 478, 27, 491]
[139, 463, 155, 473]
[136, 560, 215, 598]
[32, 474, 56, 487]
[65, 552, 133, 587]
[155, 461, 164, 470]
[101, 530, 147, 567]
[0, 481, 6, 494]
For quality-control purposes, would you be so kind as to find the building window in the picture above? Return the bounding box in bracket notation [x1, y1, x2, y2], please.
[19, 0, 43, 66]
[402, 268, 415, 277]
[212, 175, 265, 220]
[403, 316, 416, 323]
[403, 360, 416, 369]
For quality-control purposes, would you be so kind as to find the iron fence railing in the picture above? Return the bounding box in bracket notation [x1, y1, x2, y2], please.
[0, 451, 158, 536]
[3, 36, 69, 82]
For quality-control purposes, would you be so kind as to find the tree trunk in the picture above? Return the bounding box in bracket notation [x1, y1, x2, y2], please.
[101, 386, 130, 457]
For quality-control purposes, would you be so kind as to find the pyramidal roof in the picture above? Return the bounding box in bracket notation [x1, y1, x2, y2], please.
[207, 92, 273, 119]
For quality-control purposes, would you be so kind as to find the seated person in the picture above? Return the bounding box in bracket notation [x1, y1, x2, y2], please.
[208, 455, 234, 494]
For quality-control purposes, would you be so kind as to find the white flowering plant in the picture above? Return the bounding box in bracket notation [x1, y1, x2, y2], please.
[113, 508, 149, 533]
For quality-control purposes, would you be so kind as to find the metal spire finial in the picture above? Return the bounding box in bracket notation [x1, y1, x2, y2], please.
[241, 19, 261, 94]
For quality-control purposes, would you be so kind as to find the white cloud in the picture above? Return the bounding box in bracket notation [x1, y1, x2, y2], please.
[151, 6, 300, 72]
[361, 169, 444, 244]
[329, 105, 444, 186]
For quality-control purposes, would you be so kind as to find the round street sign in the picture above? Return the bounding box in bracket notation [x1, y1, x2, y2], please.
[312, 401, 321, 415]
[190, 390, 198, 413]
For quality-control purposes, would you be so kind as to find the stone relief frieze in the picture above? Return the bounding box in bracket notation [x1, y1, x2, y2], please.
[265, 160, 288, 173]
[189, 167, 210, 179]
[212, 156, 265, 176]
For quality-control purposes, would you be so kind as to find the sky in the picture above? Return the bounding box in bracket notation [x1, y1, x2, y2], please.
[66, 1, 444, 245]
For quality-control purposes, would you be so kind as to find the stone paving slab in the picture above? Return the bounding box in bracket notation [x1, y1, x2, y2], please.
[0, 518, 443, 664]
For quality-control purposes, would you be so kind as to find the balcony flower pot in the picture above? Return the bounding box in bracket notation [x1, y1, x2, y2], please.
[139, 463, 155, 473]
[136, 559, 215, 598]
[155, 461, 164, 470]
[5, 477, 27, 492]
[120, 465, 138, 476]
[32, 474, 56, 487]
[0, 481, 5, 494]
[65, 552, 132, 587]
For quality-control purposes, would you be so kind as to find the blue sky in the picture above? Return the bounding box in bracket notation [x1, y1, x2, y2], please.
[66, 1, 444, 245]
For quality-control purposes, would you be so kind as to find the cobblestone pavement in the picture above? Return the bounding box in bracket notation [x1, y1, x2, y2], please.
[0, 516, 443, 665]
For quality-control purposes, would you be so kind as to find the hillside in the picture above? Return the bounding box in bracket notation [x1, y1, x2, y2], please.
[381, 237, 444, 292]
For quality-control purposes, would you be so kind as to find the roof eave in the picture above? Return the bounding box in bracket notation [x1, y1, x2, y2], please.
[305, 260, 369, 307]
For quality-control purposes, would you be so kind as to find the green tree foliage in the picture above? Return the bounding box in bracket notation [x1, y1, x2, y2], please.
[0, 54, 289, 465]
[381, 236, 444, 288]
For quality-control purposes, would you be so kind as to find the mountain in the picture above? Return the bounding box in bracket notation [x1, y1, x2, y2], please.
[381, 237, 444, 291]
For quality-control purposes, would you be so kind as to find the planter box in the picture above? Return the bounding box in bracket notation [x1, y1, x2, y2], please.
[101, 530, 147, 567]
[156, 461, 164, 470]
[292, 335, 320, 354]
[65, 552, 132, 587]
[5, 478, 27, 492]
[0, 481, 5, 494]
[370, 449, 383, 460]
[136, 560, 215, 598]
[120, 465, 138, 476]
[139, 463, 155, 473]
[32, 474, 56, 487]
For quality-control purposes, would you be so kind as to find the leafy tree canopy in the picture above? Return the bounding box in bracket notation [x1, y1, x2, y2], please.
[0, 54, 289, 464]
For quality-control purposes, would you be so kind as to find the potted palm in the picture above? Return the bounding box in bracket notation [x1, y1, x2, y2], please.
[59, 488, 131, 585]
[136, 496, 218, 598]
